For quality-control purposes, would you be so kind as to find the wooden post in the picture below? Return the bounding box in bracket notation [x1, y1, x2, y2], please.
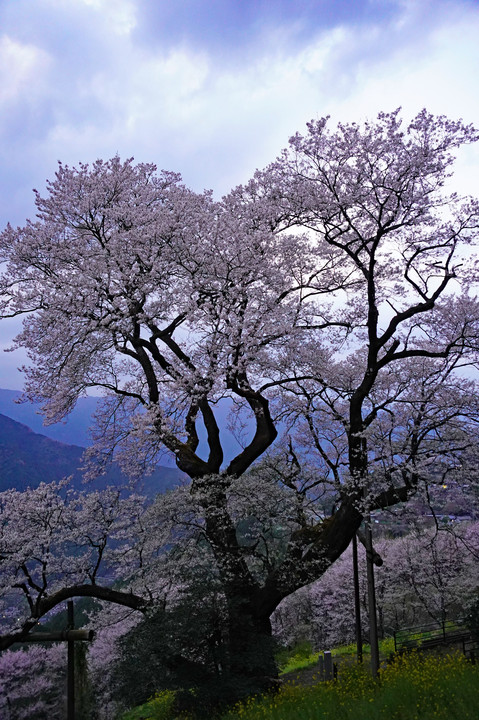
[6, 614, 94, 720]
[9, 630, 94, 643]
[352, 533, 363, 663]
[67, 600, 75, 720]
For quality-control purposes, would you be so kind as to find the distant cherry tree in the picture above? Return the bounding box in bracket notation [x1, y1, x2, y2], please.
[0, 644, 65, 719]
[273, 521, 479, 650]
[1, 110, 478, 701]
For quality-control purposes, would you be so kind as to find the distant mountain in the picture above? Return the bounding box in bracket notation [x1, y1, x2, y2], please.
[0, 389, 99, 447]
[0, 388, 248, 466]
[0, 413, 184, 496]
[0, 413, 84, 491]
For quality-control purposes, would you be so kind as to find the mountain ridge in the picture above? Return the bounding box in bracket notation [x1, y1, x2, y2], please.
[0, 388, 100, 447]
[0, 387, 247, 467]
[0, 411, 183, 495]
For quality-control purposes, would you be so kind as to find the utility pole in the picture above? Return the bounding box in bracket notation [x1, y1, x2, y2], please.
[364, 514, 380, 676]
[67, 600, 75, 720]
[352, 533, 363, 663]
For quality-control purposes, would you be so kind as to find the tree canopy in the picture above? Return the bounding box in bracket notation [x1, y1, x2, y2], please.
[1, 109, 479, 702]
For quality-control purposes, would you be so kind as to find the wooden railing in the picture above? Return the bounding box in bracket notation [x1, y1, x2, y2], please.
[394, 619, 478, 659]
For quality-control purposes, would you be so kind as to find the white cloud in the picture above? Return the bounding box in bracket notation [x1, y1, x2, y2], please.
[0, 0, 478, 388]
[0, 35, 50, 105]
[83, 0, 137, 35]
[330, 10, 479, 122]
[1, 0, 477, 195]
[52, 0, 138, 36]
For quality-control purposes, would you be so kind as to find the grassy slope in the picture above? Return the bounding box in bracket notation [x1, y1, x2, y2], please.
[221, 651, 479, 720]
[120, 639, 479, 719]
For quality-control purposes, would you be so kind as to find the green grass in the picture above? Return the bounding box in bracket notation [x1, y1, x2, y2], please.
[220, 651, 479, 720]
[278, 636, 396, 675]
[120, 690, 177, 720]
[118, 645, 478, 719]
[276, 641, 319, 674]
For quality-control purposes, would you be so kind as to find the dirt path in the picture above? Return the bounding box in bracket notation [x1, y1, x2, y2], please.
[281, 664, 324, 687]
[281, 655, 366, 688]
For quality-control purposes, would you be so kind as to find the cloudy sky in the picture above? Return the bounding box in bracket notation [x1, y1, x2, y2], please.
[1, 0, 478, 390]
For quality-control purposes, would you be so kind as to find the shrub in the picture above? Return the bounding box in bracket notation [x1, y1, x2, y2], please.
[220, 651, 479, 720]
[120, 690, 177, 720]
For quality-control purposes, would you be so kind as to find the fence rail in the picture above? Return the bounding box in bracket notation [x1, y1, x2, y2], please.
[394, 620, 478, 657]
[462, 637, 479, 662]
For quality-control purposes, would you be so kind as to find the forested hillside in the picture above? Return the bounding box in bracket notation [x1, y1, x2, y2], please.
[0, 412, 183, 495]
[0, 388, 97, 447]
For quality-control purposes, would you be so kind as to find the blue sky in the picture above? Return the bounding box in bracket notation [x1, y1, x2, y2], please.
[0, 0, 478, 389]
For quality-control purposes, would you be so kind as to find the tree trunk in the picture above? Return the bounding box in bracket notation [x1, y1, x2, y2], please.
[225, 597, 279, 700]
[173, 594, 278, 718]
[229, 603, 277, 678]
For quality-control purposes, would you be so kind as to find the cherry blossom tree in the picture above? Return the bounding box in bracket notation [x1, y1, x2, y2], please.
[0, 481, 149, 634]
[0, 157, 310, 697]
[273, 521, 479, 650]
[1, 110, 479, 701]
[242, 110, 479, 586]
[0, 644, 66, 720]
[250, 107, 479, 496]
